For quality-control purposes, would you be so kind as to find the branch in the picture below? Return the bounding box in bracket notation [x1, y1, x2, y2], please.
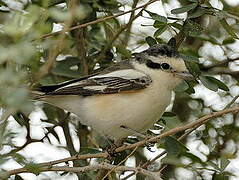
[34, 0, 159, 40]
[1, 106, 239, 178]
[0, 162, 161, 180]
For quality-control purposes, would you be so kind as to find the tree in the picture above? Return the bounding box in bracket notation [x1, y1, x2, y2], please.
[0, 0, 239, 179]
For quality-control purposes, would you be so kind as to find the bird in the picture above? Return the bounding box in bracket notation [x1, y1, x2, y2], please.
[32, 41, 194, 141]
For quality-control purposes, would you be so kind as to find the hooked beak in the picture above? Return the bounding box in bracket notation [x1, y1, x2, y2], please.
[174, 71, 195, 80]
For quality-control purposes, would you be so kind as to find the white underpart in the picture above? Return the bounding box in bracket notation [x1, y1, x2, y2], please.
[91, 69, 146, 79]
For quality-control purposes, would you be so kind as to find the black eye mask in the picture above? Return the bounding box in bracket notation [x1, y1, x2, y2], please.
[146, 60, 171, 70]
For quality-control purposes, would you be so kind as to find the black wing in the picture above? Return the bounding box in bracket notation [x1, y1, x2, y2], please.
[39, 71, 152, 97]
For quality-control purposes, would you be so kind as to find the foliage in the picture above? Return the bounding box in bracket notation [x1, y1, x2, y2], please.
[0, 0, 238, 179]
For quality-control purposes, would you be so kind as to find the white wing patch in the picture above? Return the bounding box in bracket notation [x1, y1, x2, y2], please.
[83, 85, 108, 91]
[91, 69, 146, 79]
[57, 81, 84, 89]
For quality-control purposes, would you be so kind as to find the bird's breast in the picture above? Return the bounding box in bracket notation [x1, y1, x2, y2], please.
[78, 84, 172, 139]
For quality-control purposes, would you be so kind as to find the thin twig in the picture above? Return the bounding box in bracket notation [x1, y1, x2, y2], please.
[34, 0, 159, 40]
[1, 106, 238, 178]
[102, 146, 139, 180]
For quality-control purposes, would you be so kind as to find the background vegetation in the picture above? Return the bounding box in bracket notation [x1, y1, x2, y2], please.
[0, 0, 239, 179]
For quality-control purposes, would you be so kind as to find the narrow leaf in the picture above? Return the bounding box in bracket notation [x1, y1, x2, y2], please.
[185, 61, 201, 77]
[145, 10, 167, 23]
[154, 25, 168, 37]
[175, 80, 190, 92]
[145, 36, 157, 46]
[220, 157, 230, 171]
[206, 76, 229, 91]
[164, 136, 188, 155]
[222, 37, 235, 45]
[170, 22, 183, 30]
[199, 76, 218, 92]
[171, 3, 198, 14]
[188, 7, 206, 18]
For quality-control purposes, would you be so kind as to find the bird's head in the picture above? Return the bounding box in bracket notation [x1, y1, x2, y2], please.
[132, 43, 194, 90]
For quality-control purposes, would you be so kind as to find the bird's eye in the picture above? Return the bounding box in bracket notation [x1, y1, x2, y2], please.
[161, 63, 171, 70]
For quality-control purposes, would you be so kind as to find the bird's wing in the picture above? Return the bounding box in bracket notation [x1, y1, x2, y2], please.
[38, 61, 152, 96]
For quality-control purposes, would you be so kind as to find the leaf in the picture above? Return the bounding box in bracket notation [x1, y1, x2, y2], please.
[153, 21, 166, 28]
[220, 157, 230, 171]
[188, 7, 206, 18]
[182, 152, 203, 163]
[116, 46, 131, 58]
[222, 37, 235, 45]
[164, 136, 188, 156]
[161, 155, 184, 166]
[199, 76, 218, 92]
[171, 3, 198, 14]
[219, 18, 238, 39]
[153, 25, 168, 37]
[145, 10, 167, 23]
[52, 57, 82, 78]
[183, 20, 203, 36]
[24, 163, 43, 175]
[212, 173, 229, 180]
[162, 112, 176, 117]
[206, 76, 229, 91]
[169, 22, 183, 30]
[175, 80, 190, 92]
[180, 54, 199, 63]
[185, 61, 201, 77]
[145, 36, 157, 46]
[160, 115, 182, 129]
[207, 161, 221, 172]
[15, 175, 24, 180]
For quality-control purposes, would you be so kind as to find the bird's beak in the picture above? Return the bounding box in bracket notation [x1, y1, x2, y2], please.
[174, 71, 195, 80]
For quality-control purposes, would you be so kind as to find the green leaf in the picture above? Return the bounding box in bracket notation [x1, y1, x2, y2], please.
[52, 57, 82, 78]
[199, 76, 218, 91]
[222, 37, 236, 45]
[175, 80, 190, 92]
[182, 152, 203, 163]
[15, 175, 24, 180]
[145, 36, 157, 46]
[188, 7, 206, 18]
[161, 155, 184, 166]
[180, 54, 199, 63]
[153, 21, 167, 28]
[169, 22, 183, 30]
[160, 115, 182, 129]
[24, 163, 43, 175]
[212, 173, 229, 180]
[183, 20, 203, 36]
[162, 112, 176, 117]
[219, 18, 238, 39]
[164, 136, 188, 155]
[185, 61, 201, 77]
[116, 46, 131, 58]
[207, 161, 221, 171]
[220, 157, 230, 171]
[171, 3, 198, 14]
[145, 10, 167, 23]
[153, 25, 168, 37]
[206, 76, 229, 91]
